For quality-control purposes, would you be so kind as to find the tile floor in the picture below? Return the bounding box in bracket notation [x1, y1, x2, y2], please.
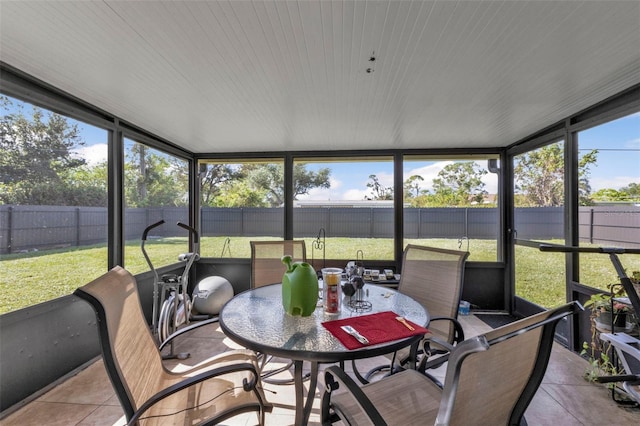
[2, 314, 638, 425]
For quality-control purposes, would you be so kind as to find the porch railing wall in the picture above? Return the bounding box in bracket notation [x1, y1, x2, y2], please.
[0, 205, 638, 254]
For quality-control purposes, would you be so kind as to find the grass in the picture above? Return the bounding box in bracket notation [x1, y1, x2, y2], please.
[1, 237, 638, 314]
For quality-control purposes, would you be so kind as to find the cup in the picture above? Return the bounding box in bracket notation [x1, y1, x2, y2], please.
[322, 268, 343, 314]
[458, 300, 470, 316]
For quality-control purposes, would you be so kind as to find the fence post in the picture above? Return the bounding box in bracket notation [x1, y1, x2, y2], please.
[590, 208, 594, 244]
[75, 207, 81, 247]
[241, 208, 245, 236]
[7, 206, 13, 254]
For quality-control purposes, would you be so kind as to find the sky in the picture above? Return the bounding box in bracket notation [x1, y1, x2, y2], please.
[4, 95, 639, 200]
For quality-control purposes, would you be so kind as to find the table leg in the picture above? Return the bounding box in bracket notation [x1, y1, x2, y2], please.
[293, 360, 304, 426]
[293, 360, 319, 426]
[303, 362, 319, 424]
[408, 341, 419, 370]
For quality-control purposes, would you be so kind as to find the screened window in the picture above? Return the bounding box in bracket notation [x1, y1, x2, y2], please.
[198, 159, 285, 258]
[292, 157, 395, 267]
[0, 95, 108, 313]
[513, 140, 566, 307]
[402, 156, 500, 261]
[123, 138, 189, 274]
[577, 112, 640, 291]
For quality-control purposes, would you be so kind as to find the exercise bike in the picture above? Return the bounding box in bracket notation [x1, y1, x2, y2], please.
[141, 220, 200, 360]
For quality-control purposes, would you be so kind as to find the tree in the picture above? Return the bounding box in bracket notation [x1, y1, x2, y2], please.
[213, 180, 268, 207]
[620, 182, 640, 202]
[240, 163, 330, 207]
[593, 183, 640, 203]
[577, 149, 598, 206]
[124, 143, 188, 207]
[592, 188, 626, 202]
[0, 96, 95, 205]
[514, 143, 598, 207]
[404, 175, 425, 200]
[365, 174, 393, 200]
[199, 164, 242, 206]
[202, 163, 331, 207]
[432, 162, 487, 206]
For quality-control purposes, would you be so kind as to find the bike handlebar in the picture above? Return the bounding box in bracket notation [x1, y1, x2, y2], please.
[177, 221, 199, 244]
[539, 244, 640, 255]
[142, 220, 165, 241]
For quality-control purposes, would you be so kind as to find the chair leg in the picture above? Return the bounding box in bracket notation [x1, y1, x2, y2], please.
[260, 354, 311, 385]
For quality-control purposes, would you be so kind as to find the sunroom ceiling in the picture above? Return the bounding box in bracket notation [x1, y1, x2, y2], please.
[1, 1, 639, 154]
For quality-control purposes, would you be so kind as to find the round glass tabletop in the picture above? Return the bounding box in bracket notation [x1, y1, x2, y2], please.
[219, 283, 429, 363]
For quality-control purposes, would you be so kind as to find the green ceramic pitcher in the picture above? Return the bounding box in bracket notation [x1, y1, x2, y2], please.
[281, 255, 318, 316]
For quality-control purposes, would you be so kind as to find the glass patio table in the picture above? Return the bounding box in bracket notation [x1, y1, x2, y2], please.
[219, 283, 429, 426]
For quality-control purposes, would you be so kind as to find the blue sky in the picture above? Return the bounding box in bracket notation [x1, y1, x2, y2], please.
[577, 112, 640, 192]
[5, 96, 639, 199]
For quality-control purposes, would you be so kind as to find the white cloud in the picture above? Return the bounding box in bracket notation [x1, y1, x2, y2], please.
[404, 161, 452, 191]
[73, 143, 108, 166]
[591, 176, 638, 191]
[342, 188, 369, 200]
[299, 177, 344, 200]
[625, 137, 640, 149]
[404, 160, 499, 194]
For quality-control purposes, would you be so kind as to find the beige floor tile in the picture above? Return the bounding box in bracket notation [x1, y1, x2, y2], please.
[526, 386, 583, 426]
[543, 344, 591, 386]
[1, 401, 99, 426]
[543, 382, 640, 424]
[76, 405, 126, 426]
[37, 361, 113, 405]
[6, 313, 637, 425]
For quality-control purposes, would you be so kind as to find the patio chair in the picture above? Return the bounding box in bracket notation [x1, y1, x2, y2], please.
[322, 301, 583, 426]
[250, 240, 307, 288]
[362, 245, 469, 382]
[74, 266, 271, 425]
[250, 240, 308, 384]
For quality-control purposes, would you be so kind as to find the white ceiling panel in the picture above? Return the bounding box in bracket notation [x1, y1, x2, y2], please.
[1, 0, 639, 154]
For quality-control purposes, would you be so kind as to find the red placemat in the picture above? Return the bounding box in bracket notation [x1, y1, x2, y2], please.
[322, 311, 428, 350]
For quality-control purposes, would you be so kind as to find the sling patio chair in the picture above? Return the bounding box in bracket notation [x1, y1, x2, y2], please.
[74, 266, 272, 426]
[250, 239, 309, 384]
[360, 244, 469, 383]
[250, 240, 308, 288]
[322, 301, 583, 426]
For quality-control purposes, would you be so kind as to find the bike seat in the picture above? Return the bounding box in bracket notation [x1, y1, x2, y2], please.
[161, 274, 179, 283]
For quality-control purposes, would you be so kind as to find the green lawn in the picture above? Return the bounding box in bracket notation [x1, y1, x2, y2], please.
[1, 237, 638, 314]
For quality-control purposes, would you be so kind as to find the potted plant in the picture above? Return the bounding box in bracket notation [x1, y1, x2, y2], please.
[585, 284, 632, 332]
[631, 270, 640, 296]
[581, 290, 621, 385]
[581, 280, 637, 385]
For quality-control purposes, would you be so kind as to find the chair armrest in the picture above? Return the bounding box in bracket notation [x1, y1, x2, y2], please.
[128, 361, 262, 425]
[418, 335, 454, 374]
[416, 323, 459, 375]
[428, 316, 465, 344]
[324, 366, 388, 426]
[159, 316, 220, 351]
[423, 334, 455, 353]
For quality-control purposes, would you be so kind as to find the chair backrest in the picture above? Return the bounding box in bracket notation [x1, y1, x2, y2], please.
[74, 266, 166, 420]
[436, 301, 583, 426]
[250, 240, 307, 288]
[397, 245, 469, 341]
